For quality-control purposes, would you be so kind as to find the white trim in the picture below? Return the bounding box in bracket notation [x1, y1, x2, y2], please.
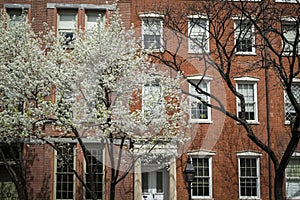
[188, 75, 213, 80]
[139, 13, 164, 18]
[188, 149, 216, 157]
[236, 151, 262, 157]
[234, 76, 260, 82]
[47, 3, 116, 10]
[237, 153, 261, 200]
[187, 14, 208, 19]
[53, 144, 76, 200]
[275, 0, 299, 3]
[188, 77, 212, 123]
[189, 154, 214, 199]
[234, 19, 256, 54]
[4, 4, 30, 9]
[188, 18, 210, 54]
[281, 20, 300, 56]
[235, 80, 259, 123]
[141, 17, 163, 51]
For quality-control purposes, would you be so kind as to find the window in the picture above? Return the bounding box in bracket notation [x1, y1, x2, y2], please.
[189, 78, 211, 123]
[235, 77, 259, 122]
[57, 10, 77, 46]
[188, 151, 215, 199]
[142, 83, 164, 120]
[234, 20, 255, 54]
[286, 156, 300, 199]
[188, 18, 209, 53]
[85, 10, 105, 33]
[142, 17, 163, 50]
[191, 157, 213, 198]
[54, 143, 75, 200]
[237, 152, 261, 200]
[4, 4, 30, 27]
[85, 144, 104, 200]
[275, 0, 298, 3]
[285, 82, 300, 122]
[0, 143, 21, 199]
[282, 21, 299, 54]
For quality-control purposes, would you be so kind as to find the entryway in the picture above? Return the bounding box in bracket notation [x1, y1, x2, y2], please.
[141, 167, 169, 200]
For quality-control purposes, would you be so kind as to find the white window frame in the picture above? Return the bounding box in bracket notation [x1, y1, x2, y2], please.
[4, 4, 30, 28]
[84, 143, 105, 200]
[234, 18, 256, 55]
[281, 19, 300, 55]
[188, 76, 212, 123]
[57, 10, 77, 46]
[235, 77, 259, 123]
[54, 143, 76, 200]
[275, 0, 299, 3]
[284, 78, 300, 124]
[188, 15, 209, 54]
[188, 150, 215, 199]
[141, 14, 163, 51]
[286, 152, 300, 199]
[85, 10, 105, 34]
[237, 151, 261, 200]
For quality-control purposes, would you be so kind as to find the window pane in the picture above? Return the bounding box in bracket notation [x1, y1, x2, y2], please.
[56, 144, 75, 200]
[285, 83, 300, 121]
[282, 22, 298, 53]
[86, 11, 105, 32]
[235, 20, 253, 52]
[142, 18, 162, 50]
[239, 157, 258, 198]
[85, 144, 104, 200]
[189, 19, 208, 52]
[156, 172, 163, 193]
[190, 80, 210, 120]
[192, 157, 211, 197]
[142, 173, 149, 193]
[237, 83, 256, 120]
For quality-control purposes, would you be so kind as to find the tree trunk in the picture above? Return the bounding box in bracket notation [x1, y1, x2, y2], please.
[110, 182, 116, 200]
[274, 172, 284, 200]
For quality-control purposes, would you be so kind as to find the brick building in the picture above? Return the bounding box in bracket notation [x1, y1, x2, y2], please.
[1, 0, 300, 200]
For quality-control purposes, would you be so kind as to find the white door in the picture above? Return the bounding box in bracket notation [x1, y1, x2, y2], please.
[142, 170, 167, 200]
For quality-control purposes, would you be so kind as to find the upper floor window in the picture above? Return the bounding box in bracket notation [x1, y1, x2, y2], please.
[188, 77, 212, 123]
[282, 21, 299, 54]
[189, 150, 215, 199]
[142, 17, 163, 51]
[57, 10, 77, 46]
[85, 143, 104, 200]
[286, 155, 300, 199]
[234, 19, 255, 54]
[276, 0, 298, 3]
[85, 10, 105, 34]
[237, 152, 261, 200]
[142, 83, 164, 120]
[284, 81, 300, 123]
[188, 17, 209, 53]
[235, 77, 259, 123]
[54, 143, 75, 200]
[4, 4, 30, 27]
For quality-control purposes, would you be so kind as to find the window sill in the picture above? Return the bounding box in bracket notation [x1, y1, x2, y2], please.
[237, 121, 260, 125]
[192, 198, 213, 200]
[188, 50, 210, 54]
[285, 121, 291, 125]
[235, 52, 256, 56]
[189, 119, 213, 124]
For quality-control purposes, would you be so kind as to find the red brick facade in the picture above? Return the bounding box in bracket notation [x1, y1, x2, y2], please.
[1, 0, 299, 200]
